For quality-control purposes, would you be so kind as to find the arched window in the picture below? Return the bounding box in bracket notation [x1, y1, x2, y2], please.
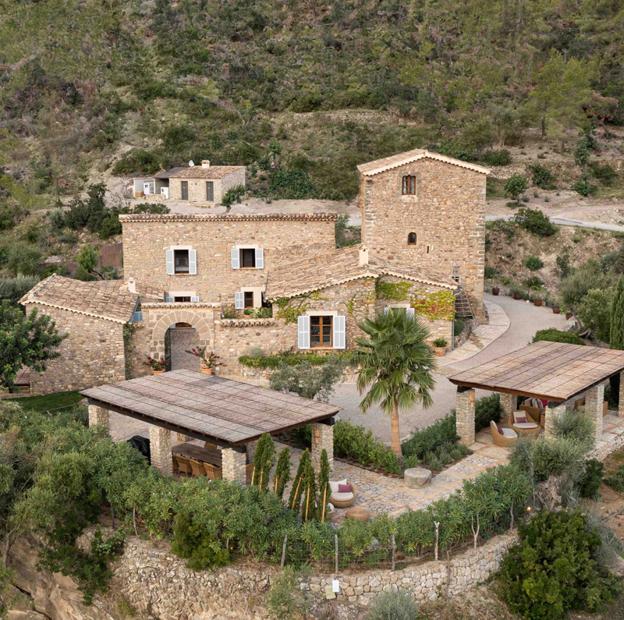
[407, 232, 417, 245]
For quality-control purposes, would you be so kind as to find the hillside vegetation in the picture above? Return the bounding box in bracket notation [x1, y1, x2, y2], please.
[1, 0, 624, 285]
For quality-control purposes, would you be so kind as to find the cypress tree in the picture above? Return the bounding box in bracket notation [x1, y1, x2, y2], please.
[300, 455, 317, 522]
[251, 433, 275, 491]
[288, 449, 310, 512]
[317, 449, 330, 522]
[610, 276, 624, 350]
[273, 447, 291, 499]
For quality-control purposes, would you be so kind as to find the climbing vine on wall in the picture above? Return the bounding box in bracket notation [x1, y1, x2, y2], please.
[275, 292, 325, 323]
[375, 280, 412, 301]
[410, 290, 456, 321]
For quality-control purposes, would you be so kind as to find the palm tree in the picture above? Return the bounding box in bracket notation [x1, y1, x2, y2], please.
[354, 310, 436, 457]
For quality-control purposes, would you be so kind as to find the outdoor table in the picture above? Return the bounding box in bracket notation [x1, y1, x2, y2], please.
[172, 442, 222, 467]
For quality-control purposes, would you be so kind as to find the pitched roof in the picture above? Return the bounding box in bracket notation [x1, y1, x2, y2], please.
[154, 165, 245, 180]
[20, 275, 138, 324]
[119, 213, 337, 224]
[449, 340, 624, 402]
[357, 149, 490, 176]
[265, 246, 457, 300]
[81, 370, 339, 445]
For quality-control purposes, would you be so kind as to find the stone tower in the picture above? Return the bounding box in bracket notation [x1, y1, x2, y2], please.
[356, 149, 488, 318]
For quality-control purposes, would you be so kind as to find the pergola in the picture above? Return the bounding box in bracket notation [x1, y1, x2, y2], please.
[81, 370, 339, 482]
[448, 341, 624, 446]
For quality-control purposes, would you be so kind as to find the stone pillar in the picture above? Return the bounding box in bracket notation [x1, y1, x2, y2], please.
[585, 384, 604, 446]
[88, 404, 110, 434]
[149, 425, 173, 476]
[222, 447, 247, 484]
[456, 388, 475, 446]
[176, 433, 192, 443]
[311, 422, 334, 473]
[500, 393, 517, 426]
[618, 372, 624, 417]
[545, 403, 566, 439]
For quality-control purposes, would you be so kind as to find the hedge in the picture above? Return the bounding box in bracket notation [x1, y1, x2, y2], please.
[239, 351, 350, 369]
[533, 329, 584, 345]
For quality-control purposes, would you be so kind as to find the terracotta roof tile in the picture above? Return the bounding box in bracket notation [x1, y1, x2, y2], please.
[265, 246, 457, 300]
[357, 149, 490, 176]
[154, 165, 245, 180]
[20, 275, 138, 323]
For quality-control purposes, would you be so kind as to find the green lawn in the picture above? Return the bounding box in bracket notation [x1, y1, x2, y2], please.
[7, 391, 83, 412]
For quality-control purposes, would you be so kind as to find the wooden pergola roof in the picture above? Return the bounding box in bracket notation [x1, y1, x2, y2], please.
[81, 370, 339, 446]
[449, 341, 624, 403]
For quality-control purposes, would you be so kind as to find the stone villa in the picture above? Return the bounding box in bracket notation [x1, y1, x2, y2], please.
[132, 160, 246, 203]
[21, 149, 489, 394]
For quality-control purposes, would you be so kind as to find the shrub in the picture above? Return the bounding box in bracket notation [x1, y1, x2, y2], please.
[577, 288, 613, 342]
[453, 318, 465, 336]
[366, 590, 420, 620]
[604, 464, 624, 493]
[270, 358, 346, 401]
[268, 168, 315, 199]
[524, 275, 543, 290]
[590, 162, 617, 185]
[112, 149, 161, 175]
[267, 566, 310, 619]
[572, 176, 597, 197]
[579, 459, 603, 499]
[524, 255, 543, 271]
[334, 420, 402, 475]
[561, 260, 615, 311]
[5, 242, 42, 276]
[529, 163, 556, 189]
[499, 510, 619, 620]
[475, 394, 502, 431]
[0, 275, 39, 304]
[481, 149, 511, 166]
[532, 328, 584, 345]
[222, 184, 245, 208]
[514, 208, 556, 237]
[552, 408, 595, 452]
[401, 414, 458, 461]
[504, 175, 528, 202]
[239, 351, 346, 369]
[484, 265, 497, 279]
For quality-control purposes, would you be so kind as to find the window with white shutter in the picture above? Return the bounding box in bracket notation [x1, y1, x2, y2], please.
[333, 315, 346, 349]
[165, 248, 174, 275]
[234, 291, 244, 310]
[231, 246, 240, 269]
[255, 247, 264, 269]
[297, 315, 310, 349]
[188, 249, 197, 275]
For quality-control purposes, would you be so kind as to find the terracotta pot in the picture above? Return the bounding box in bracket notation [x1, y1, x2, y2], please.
[152, 369, 165, 375]
[491, 287, 500, 296]
[532, 299, 543, 307]
[512, 292, 521, 300]
[200, 366, 214, 376]
[434, 347, 446, 357]
[552, 306, 561, 314]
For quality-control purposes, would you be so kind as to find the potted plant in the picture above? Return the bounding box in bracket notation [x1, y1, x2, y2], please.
[531, 295, 544, 307]
[432, 338, 447, 357]
[145, 355, 166, 375]
[186, 346, 222, 375]
[491, 285, 500, 296]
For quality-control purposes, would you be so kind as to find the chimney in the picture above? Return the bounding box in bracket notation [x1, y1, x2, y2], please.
[201, 160, 211, 168]
[188, 160, 195, 167]
[358, 246, 369, 266]
[127, 278, 137, 294]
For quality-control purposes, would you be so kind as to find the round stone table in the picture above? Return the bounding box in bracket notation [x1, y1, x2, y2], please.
[404, 467, 432, 488]
[345, 506, 371, 522]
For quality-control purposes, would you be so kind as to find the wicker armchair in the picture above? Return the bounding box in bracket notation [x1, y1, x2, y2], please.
[329, 479, 356, 508]
[490, 421, 518, 448]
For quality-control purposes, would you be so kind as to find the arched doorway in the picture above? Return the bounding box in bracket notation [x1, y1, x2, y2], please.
[165, 322, 200, 371]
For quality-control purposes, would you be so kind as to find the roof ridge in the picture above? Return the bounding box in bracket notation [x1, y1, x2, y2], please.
[119, 213, 338, 223]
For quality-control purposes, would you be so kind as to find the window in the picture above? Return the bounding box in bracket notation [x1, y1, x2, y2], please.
[174, 295, 191, 303]
[310, 315, 333, 348]
[231, 246, 264, 270]
[181, 181, 189, 200]
[166, 247, 197, 275]
[402, 175, 416, 195]
[206, 181, 214, 201]
[174, 249, 189, 273]
[240, 248, 256, 268]
[244, 291, 254, 308]
[407, 232, 417, 245]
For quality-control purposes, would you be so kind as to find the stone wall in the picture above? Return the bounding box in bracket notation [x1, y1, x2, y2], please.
[360, 158, 486, 317]
[8, 531, 519, 619]
[168, 168, 245, 204]
[121, 214, 336, 305]
[23, 303, 126, 394]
